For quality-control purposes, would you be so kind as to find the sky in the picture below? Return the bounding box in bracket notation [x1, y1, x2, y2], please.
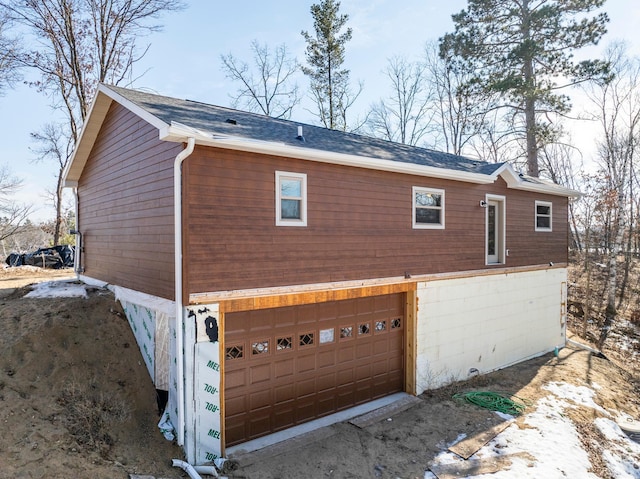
[1, 0, 639, 223]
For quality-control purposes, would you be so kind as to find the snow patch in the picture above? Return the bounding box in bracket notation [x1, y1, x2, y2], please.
[543, 381, 607, 414]
[25, 280, 87, 299]
[425, 382, 638, 478]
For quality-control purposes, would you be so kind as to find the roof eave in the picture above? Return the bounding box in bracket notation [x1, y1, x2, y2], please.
[491, 162, 582, 198]
[62, 84, 169, 187]
[160, 123, 499, 185]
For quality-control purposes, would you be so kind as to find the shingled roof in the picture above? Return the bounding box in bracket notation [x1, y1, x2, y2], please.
[63, 84, 580, 198]
[107, 84, 503, 176]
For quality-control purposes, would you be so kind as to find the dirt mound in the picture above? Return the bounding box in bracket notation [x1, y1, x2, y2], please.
[0, 278, 183, 479]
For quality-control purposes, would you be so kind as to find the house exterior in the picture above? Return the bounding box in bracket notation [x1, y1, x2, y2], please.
[63, 84, 576, 465]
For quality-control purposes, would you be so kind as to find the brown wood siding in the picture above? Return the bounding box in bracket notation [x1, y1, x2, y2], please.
[183, 148, 569, 295]
[78, 103, 180, 299]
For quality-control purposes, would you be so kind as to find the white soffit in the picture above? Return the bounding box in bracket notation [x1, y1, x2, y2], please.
[63, 84, 169, 187]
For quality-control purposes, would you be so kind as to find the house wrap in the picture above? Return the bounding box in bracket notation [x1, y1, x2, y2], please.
[63, 84, 576, 464]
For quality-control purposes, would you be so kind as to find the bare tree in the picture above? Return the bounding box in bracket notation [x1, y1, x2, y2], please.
[539, 140, 584, 250]
[0, 165, 33, 242]
[31, 123, 72, 245]
[1, 0, 184, 235]
[423, 41, 509, 160]
[3, 0, 185, 139]
[582, 42, 640, 349]
[366, 56, 433, 146]
[221, 41, 300, 119]
[0, 8, 21, 95]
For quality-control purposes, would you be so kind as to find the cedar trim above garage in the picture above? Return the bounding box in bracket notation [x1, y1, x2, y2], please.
[189, 263, 567, 313]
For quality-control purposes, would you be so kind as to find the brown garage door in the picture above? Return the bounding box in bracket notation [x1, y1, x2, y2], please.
[224, 293, 405, 446]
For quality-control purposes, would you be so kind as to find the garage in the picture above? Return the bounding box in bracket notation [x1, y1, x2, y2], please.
[223, 293, 405, 446]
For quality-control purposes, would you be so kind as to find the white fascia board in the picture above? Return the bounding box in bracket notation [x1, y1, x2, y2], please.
[162, 124, 581, 196]
[511, 181, 582, 198]
[63, 84, 170, 187]
[62, 89, 112, 186]
[98, 84, 168, 132]
[160, 124, 497, 185]
[492, 162, 582, 198]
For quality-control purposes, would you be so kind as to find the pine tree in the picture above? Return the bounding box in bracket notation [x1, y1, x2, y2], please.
[301, 0, 360, 131]
[440, 0, 609, 177]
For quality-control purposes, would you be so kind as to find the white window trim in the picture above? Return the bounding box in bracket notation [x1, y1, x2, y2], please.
[275, 171, 307, 227]
[412, 186, 445, 229]
[485, 194, 506, 265]
[535, 200, 553, 232]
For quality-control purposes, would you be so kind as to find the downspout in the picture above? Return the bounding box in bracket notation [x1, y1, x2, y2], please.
[174, 137, 196, 448]
[71, 187, 84, 274]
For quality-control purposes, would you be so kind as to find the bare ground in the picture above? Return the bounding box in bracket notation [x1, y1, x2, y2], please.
[1, 266, 639, 478]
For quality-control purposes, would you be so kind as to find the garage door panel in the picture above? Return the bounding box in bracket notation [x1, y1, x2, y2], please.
[373, 337, 390, 355]
[317, 390, 336, 414]
[317, 371, 336, 392]
[225, 368, 247, 390]
[249, 363, 271, 385]
[274, 383, 294, 403]
[336, 386, 355, 408]
[338, 344, 355, 362]
[274, 357, 294, 378]
[225, 396, 246, 416]
[317, 349, 336, 368]
[356, 342, 372, 358]
[372, 357, 390, 376]
[355, 383, 373, 402]
[295, 397, 316, 420]
[297, 377, 316, 397]
[273, 401, 295, 429]
[389, 355, 403, 372]
[355, 363, 371, 379]
[225, 421, 246, 443]
[224, 293, 405, 446]
[297, 353, 316, 373]
[337, 368, 353, 385]
[248, 412, 271, 439]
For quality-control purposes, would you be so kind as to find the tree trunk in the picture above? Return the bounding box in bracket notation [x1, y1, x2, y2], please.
[597, 253, 617, 350]
[524, 95, 538, 177]
[53, 168, 63, 246]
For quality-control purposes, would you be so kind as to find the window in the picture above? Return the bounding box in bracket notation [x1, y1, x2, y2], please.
[535, 201, 552, 231]
[413, 187, 445, 229]
[486, 195, 506, 265]
[276, 171, 307, 226]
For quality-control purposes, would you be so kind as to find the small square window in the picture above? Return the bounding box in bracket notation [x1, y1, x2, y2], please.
[251, 340, 269, 355]
[374, 320, 387, 333]
[319, 328, 335, 344]
[299, 332, 314, 347]
[535, 201, 552, 232]
[276, 171, 307, 226]
[225, 345, 244, 360]
[276, 337, 292, 351]
[413, 187, 445, 229]
[340, 326, 353, 339]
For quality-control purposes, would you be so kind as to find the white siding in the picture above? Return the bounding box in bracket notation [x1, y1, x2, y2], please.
[415, 268, 567, 392]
